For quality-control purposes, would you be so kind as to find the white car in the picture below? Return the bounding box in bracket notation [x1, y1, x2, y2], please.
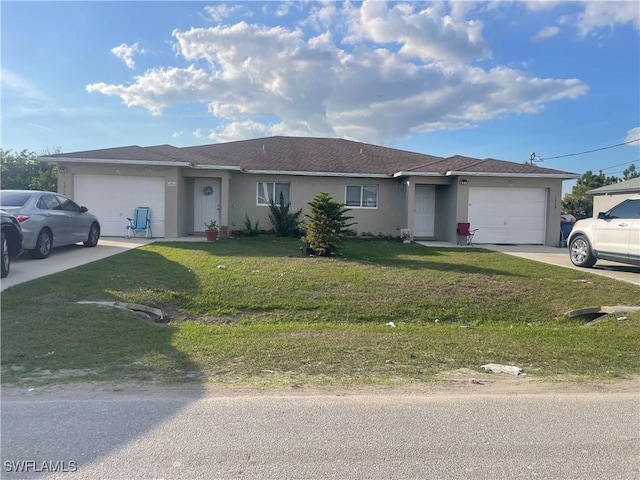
[568, 195, 640, 268]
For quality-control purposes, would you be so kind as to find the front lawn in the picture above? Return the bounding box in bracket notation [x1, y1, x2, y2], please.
[2, 238, 638, 386]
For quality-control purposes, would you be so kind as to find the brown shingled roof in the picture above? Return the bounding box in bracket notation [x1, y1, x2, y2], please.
[43, 136, 578, 178]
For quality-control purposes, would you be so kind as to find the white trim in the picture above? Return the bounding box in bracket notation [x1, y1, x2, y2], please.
[345, 184, 378, 209]
[393, 171, 446, 178]
[193, 165, 242, 171]
[445, 171, 580, 179]
[246, 169, 390, 178]
[39, 157, 191, 167]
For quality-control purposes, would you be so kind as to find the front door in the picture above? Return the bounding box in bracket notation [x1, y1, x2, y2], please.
[194, 178, 221, 232]
[414, 185, 435, 237]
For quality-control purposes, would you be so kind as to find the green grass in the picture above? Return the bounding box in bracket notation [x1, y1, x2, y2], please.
[2, 238, 639, 387]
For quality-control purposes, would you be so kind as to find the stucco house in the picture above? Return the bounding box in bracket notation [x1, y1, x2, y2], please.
[587, 177, 640, 216]
[40, 136, 579, 246]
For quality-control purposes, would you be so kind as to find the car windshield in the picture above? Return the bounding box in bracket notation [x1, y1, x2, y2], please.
[0, 191, 32, 207]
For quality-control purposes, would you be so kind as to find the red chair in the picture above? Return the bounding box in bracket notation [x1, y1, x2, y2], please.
[457, 222, 478, 245]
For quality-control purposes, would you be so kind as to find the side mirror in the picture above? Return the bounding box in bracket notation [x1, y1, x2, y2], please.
[597, 212, 607, 219]
[80, 206, 88, 213]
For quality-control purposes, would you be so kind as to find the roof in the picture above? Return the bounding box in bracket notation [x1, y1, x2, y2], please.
[587, 177, 640, 195]
[41, 136, 578, 179]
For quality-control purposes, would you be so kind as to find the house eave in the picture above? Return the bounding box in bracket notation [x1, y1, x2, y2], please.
[393, 171, 446, 178]
[39, 157, 192, 168]
[445, 171, 580, 179]
[244, 169, 391, 178]
[193, 164, 242, 171]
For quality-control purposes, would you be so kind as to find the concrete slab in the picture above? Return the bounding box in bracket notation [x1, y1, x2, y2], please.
[1, 237, 153, 292]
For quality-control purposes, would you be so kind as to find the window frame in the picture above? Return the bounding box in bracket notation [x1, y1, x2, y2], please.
[256, 181, 291, 206]
[345, 184, 378, 209]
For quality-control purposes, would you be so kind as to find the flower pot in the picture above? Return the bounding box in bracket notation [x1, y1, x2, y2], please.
[205, 229, 219, 241]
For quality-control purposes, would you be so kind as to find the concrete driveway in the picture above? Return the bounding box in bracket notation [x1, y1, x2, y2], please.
[418, 242, 639, 286]
[0, 237, 154, 292]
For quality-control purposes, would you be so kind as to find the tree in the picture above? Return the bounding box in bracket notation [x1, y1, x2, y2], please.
[562, 169, 618, 219]
[622, 163, 639, 180]
[302, 192, 354, 256]
[0, 148, 59, 191]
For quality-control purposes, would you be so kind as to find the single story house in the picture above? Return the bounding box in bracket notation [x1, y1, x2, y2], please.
[40, 136, 579, 246]
[587, 177, 640, 216]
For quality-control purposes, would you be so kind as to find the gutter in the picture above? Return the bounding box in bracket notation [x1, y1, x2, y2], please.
[445, 171, 580, 180]
[38, 157, 192, 168]
[244, 170, 391, 178]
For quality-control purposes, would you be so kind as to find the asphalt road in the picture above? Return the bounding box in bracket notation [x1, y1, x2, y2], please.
[2, 386, 638, 479]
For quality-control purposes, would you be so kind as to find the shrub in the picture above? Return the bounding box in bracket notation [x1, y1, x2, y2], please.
[302, 192, 355, 256]
[268, 192, 303, 237]
[243, 215, 260, 236]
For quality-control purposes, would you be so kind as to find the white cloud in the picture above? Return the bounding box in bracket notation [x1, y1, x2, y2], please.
[87, 2, 589, 144]
[625, 127, 640, 144]
[531, 25, 560, 41]
[172, 131, 183, 138]
[204, 4, 244, 22]
[577, 1, 640, 36]
[111, 42, 145, 69]
[86, 65, 216, 115]
[193, 128, 204, 138]
[346, 0, 490, 62]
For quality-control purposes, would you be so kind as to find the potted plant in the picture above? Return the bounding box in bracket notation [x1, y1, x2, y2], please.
[204, 220, 219, 241]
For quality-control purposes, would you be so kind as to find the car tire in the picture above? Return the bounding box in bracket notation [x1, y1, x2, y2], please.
[1, 231, 9, 278]
[84, 222, 100, 247]
[569, 234, 597, 268]
[30, 228, 53, 259]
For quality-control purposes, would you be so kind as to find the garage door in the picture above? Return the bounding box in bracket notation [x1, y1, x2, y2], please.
[74, 175, 165, 237]
[468, 187, 546, 244]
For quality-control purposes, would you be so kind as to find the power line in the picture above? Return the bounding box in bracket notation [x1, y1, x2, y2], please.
[539, 138, 640, 161]
[600, 158, 640, 172]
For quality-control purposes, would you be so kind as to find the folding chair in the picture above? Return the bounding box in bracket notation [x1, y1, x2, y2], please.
[126, 207, 152, 238]
[457, 222, 478, 245]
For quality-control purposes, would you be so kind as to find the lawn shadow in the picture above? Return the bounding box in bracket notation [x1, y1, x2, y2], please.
[155, 238, 521, 277]
[0, 249, 208, 479]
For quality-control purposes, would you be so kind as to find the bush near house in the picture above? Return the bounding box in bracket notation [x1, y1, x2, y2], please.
[302, 192, 355, 255]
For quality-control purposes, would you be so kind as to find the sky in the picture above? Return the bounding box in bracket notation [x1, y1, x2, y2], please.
[1, 0, 639, 186]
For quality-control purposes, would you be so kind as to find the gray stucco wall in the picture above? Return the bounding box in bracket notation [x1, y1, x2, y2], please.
[227, 173, 407, 237]
[56, 162, 182, 238]
[592, 192, 638, 216]
[453, 176, 564, 246]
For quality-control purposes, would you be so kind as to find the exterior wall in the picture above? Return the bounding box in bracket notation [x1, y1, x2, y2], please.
[228, 173, 407, 236]
[453, 176, 564, 246]
[404, 177, 454, 240]
[592, 192, 639, 217]
[56, 161, 182, 237]
[182, 170, 232, 236]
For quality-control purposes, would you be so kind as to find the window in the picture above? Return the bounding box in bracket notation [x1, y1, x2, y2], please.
[607, 199, 640, 219]
[257, 182, 290, 206]
[346, 185, 378, 208]
[37, 194, 62, 210]
[56, 195, 82, 212]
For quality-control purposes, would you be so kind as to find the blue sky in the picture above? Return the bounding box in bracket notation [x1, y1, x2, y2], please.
[2, 1, 639, 184]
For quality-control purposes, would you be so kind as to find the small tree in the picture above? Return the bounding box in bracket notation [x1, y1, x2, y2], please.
[0, 148, 59, 191]
[302, 192, 354, 256]
[562, 169, 619, 219]
[268, 192, 303, 237]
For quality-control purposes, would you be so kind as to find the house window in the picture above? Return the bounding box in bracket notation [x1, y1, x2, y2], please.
[257, 182, 290, 205]
[346, 185, 378, 208]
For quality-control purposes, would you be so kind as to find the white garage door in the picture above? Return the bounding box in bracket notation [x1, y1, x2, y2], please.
[468, 187, 547, 244]
[74, 175, 165, 237]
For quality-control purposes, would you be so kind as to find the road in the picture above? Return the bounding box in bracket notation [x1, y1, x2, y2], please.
[2, 385, 638, 479]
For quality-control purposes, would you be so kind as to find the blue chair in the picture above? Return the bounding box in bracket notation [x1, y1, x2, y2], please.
[126, 207, 152, 238]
